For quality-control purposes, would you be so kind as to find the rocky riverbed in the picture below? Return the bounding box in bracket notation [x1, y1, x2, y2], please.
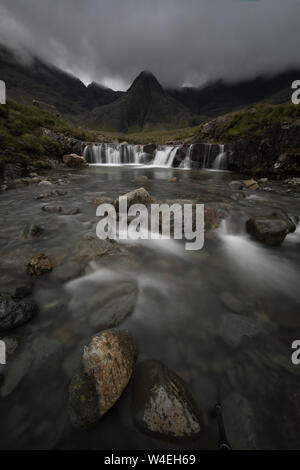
[0, 164, 300, 450]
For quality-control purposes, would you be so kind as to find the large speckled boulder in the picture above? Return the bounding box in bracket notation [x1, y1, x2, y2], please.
[132, 359, 203, 442]
[69, 329, 137, 429]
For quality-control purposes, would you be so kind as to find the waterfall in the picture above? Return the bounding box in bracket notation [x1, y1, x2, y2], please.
[179, 145, 193, 169]
[203, 143, 212, 168]
[152, 146, 178, 167]
[213, 144, 227, 170]
[83, 143, 145, 165]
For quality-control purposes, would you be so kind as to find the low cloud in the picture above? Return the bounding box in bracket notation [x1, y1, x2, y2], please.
[0, 0, 299, 90]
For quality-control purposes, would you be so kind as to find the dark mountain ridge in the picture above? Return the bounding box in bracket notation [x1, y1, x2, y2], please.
[86, 70, 193, 131]
[0, 45, 122, 120]
[1, 44, 299, 131]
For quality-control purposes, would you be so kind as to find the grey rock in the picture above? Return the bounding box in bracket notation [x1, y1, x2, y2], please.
[219, 313, 260, 348]
[87, 281, 138, 330]
[0, 294, 38, 332]
[132, 359, 203, 442]
[246, 216, 290, 246]
[223, 393, 258, 449]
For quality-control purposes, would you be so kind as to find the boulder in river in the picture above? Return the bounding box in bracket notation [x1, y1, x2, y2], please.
[0, 293, 38, 332]
[132, 359, 203, 442]
[63, 154, 88, 169]
[246, 216, 291, 246]
[242, 179, 259, 190]
[114, 187, 152, 211]
[69, 329, 137, 429]
[28, 253, 53, 275]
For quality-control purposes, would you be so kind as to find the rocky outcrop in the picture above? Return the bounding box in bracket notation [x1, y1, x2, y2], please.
[41, 128, 87, 156]
[69, 329, 137, 429]
[63, 153, 88, 169]
[0, 293, 38, 332]
[132, 359, 203, 442]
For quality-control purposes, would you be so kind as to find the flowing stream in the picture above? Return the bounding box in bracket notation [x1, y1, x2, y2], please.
[0, 165, 300, 450]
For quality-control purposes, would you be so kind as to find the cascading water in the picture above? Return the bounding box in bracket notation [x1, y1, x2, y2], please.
[152, 146, 179, 167]
[83, 143, 145, 165]
[202, 143, 213, 168]
[213, 144, 227, 170]
[179, 144, 193, 169]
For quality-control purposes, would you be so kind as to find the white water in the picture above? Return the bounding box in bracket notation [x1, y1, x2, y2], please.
[83, 143, 145, 165]
[152, 146, 179, 167]
[213, 144, 227, 170]
[218, 220, 300, 300]
[179, 144, 193, 169]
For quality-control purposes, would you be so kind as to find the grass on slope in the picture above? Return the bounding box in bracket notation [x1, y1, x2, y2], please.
[194, 102, 300, 142]
[0, 100, 97, 168]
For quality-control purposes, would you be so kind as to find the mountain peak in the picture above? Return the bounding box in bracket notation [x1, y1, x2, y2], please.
[128, 70, 165, 95]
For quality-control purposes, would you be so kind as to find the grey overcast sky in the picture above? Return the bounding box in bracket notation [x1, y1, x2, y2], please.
[0, 0, 299, 90]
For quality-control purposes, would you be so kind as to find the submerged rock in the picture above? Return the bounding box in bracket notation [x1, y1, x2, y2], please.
[222, 393, 258, 449]
[28, 253, 53, 275]
[86, 281, 138, 330]
[229, 181, 243, 191]
[63, 154, 88, 169]
[42, 205, 80, 215]
[60, 207, 80, 215]
[219, 313, 261, 348]
[73, 232, 137, 269]
[246, 216, 290, 246]
[132, 359, 203, 442]
[0, 294, 38, 332]
[22, 224, 44, 239]
[42, 205, 62, 214]
[69, 329, 137, 429]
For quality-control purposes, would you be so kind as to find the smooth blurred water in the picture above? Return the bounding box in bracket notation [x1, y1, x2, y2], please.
[0, 165, 300, 450]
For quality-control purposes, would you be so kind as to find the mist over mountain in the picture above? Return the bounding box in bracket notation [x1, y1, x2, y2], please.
[0, 45, 122, 120]
[1, 44, 299, 131]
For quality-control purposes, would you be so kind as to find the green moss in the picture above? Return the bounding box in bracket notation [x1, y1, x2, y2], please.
[0, 99, 98, 165]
